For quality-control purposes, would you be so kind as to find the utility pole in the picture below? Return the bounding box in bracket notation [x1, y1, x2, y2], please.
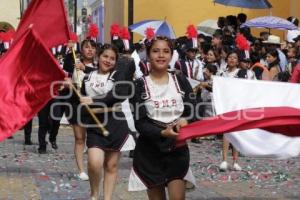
[74, 0, 77, 33]
[128, 0, 134, 39]
[82, 0, 88, 37]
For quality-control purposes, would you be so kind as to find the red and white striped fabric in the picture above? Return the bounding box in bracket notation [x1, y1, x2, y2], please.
[178, 77, 300, 159]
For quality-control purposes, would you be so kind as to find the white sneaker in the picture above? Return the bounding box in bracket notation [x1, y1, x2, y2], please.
[78, 172, 89, 181]
[219, 161, 228, 171]
[83, 146, 88, 154]
[232, 162, 242, 171]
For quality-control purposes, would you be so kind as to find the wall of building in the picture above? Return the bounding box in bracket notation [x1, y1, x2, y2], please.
[103, 0, 126, 42]
[290, 0, 300, 21]
[0, 0, 21, 29]
[90, 0, 104, 42]
[131, 0, 298, 41]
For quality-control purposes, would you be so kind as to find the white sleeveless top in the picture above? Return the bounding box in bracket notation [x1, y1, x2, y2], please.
[84, 71, 114, 97]
[143, 74, 184, 124]
[222, 68, 240, 78]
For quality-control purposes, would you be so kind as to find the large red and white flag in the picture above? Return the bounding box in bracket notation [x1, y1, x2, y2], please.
[15, 0, 71, 48]
[0, 29, 66, 141]
[179, 77, 300, 159]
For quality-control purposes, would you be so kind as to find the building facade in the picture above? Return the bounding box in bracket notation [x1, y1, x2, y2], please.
[90, 0, 105, 43]
[0, 0, 22, 30]
[103, 0, 300, 42]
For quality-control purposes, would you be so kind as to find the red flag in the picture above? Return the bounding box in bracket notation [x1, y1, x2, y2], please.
[0, 28, 66, 141]
[177, 107, 300, 143]
[15, 0, 71, 48]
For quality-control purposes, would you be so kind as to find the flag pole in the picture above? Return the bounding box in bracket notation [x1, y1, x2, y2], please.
[70, 84, 109, 136]
[71, 48, 109, 136]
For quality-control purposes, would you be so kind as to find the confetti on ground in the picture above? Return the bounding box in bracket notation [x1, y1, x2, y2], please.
[190, 139, 300, 190]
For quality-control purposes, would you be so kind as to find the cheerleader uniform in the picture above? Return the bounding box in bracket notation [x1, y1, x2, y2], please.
[175, 57, 205, 118]
[139, 59, 151, 77]
[175, 58, 205, 81]
[128, 73, 197, 191]
[81, 70, 135, 151]
[63, 53, 97, 125]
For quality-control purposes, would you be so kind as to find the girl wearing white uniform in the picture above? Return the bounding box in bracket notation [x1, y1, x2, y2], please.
[129, 36, 196, 200]
[219, 50, 253, 172]
[63, 39, 97, 181]
[80, 44, 135, 200]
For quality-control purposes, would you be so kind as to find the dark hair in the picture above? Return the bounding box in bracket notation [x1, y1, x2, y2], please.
[80, 39, 97, 51]
[98, 43, 119, 60]
[213, 29, 223, 39]
[266, 48, 280, 66]
[226, 50, 240, 62]
[226, 15, 238, 30]
[266, 48, 279, 59]
[287, 16, 299, 26]
[200, 42, 212, 55]
[220, 45, 232, 56]
[146, 36, 174, 57]
[207, 48, 220, 61]
[205, 63, 218, 75]
[217, 17, 226, 28]
[289, 46, 297, 54]
[237, 13, 247, 23]
[259, 31, 269, 37]
[277, 71, 291, 82]
[250, 51, 260, 63]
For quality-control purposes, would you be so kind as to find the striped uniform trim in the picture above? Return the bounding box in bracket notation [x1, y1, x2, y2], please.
[141, 77, 151, 100]
[83, 70, 94, 82]
[171, 74, 185, 97]
[108, 70, 117, 81]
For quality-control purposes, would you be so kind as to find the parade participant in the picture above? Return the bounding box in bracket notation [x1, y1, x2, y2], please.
[79, 44, 135, 200]
[135, 28, 155, 77]
[175, 25, 204, 82]
[37, 100, 61, 153]
[235, 34, 256, 80]
[24, 120, 33, 145]
[212, 30, 223, 50]
[200, 64, 218, 118]
[175, 25, 205, 143]
[112, 26, 138, 158]
[205, 48, 220, 67]
[128, 36, 196, 199]
[219, 50, 243, 171]
[63, 39, 97, 181]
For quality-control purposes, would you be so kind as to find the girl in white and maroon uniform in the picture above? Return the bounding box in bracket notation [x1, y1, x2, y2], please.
[63, 39, 97, 181]
[80, 44, 135, 200]
[129, 36, 196, 199]
[219, 50, 254, 172]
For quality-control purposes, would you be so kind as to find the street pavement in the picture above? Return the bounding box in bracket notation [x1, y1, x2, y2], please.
[0, 120, 299, 200]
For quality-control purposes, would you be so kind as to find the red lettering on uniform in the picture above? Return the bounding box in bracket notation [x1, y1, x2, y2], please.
[162, 100, 169, 107]
[154, 101, 159, 108]
[171, 99, 177, 106]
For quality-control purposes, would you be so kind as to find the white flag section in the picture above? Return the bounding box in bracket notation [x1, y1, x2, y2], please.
[213, 76, 300, 159]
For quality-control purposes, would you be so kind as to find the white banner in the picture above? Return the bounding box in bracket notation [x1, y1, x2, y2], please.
[213, 76, 300, 159]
